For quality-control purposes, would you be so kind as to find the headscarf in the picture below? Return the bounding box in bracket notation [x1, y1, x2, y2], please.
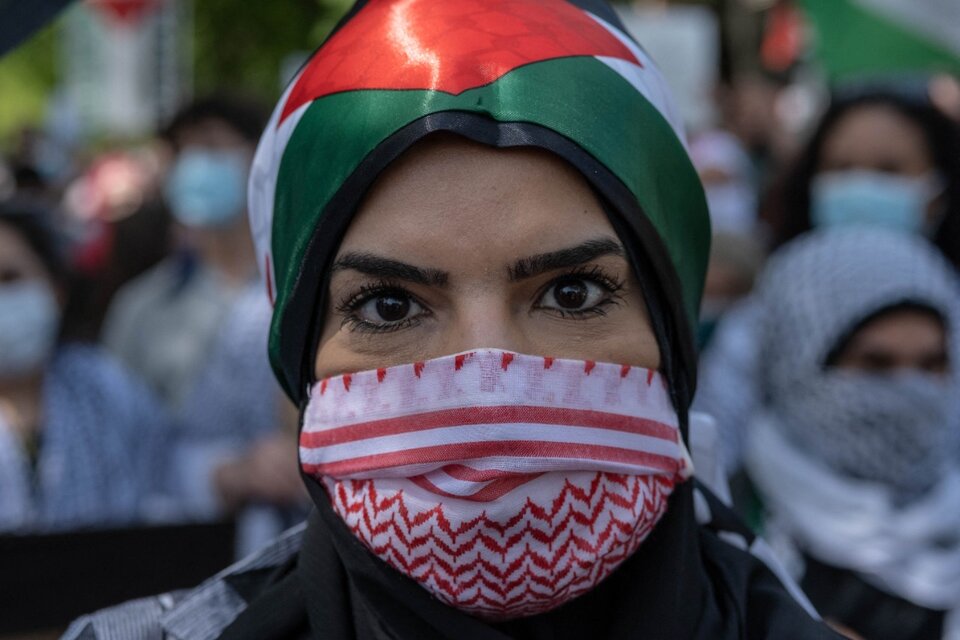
[752, 229, 960, 493]
[248, 0, 708, 408]
[745, 228, 960, 614]
[241, 1, 835, 638]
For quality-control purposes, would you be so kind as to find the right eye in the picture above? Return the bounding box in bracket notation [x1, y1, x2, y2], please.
[339, 285, 429, 333]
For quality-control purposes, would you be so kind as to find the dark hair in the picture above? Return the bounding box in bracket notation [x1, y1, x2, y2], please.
[768, 90, 960, 269]
[0, 198, 66, 284]
[163, 94, 270, 148]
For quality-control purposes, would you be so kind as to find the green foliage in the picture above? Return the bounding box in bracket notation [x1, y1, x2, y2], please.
[0, 21, 58, 144]
[192, 0, 353, 101]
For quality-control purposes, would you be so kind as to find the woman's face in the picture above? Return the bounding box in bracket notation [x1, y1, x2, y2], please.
[818, 104, 934, 177]
[314, 137, 659, 380]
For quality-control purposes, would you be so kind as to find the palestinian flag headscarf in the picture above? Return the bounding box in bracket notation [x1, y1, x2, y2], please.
[235, 1, 839, 637]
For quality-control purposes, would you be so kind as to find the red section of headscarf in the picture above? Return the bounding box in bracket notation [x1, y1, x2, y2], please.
[280, 0, 638, 122]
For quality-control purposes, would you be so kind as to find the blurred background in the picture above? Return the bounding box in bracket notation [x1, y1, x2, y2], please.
[0, 0, 958, 638]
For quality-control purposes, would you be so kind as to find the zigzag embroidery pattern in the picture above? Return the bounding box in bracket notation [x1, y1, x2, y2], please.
[328, 471, 675, 619]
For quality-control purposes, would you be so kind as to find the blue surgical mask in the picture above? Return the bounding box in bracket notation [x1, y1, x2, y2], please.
[0, 281, 59, 378]
[810, 170, 939, 235]
[164, 148, 249, 227]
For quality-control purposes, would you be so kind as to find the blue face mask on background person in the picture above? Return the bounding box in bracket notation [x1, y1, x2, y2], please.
[811, 170, 941, 235]
[0, 281, 59, 378]
[164, 147, 249, 228]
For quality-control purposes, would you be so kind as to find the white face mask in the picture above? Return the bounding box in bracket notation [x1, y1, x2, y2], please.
[0, 281, 59, 378]
[301, 349, 692, 620]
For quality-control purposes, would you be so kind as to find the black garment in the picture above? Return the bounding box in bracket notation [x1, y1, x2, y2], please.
[802, 554, 946, 640]
[220, 483, 840, 640]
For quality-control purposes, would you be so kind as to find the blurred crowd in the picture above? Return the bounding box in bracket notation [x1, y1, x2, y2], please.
[2, 24, 960, 640]
[0, 96, 308, 558]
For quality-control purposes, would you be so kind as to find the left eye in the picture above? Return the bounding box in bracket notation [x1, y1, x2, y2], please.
[355, 293, 423, 325]
[538, 277, 608, 312]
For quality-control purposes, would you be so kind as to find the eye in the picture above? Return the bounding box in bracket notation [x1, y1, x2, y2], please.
[338, 284, 429, 333]
[357, 293, 421, 324]
[535, 268, 623, 317]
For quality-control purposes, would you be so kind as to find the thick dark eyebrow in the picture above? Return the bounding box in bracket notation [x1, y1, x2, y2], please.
[508, 237, 625, 281]
[331, 252, 449, 286]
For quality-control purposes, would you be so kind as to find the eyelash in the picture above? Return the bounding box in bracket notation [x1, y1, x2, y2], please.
[335, 280, 426, 334]
[335, 266, 626, 334]
[533, 265, 625, 320]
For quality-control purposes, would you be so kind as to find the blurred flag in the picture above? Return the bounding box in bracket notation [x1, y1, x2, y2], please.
[801, 0, 960, 81]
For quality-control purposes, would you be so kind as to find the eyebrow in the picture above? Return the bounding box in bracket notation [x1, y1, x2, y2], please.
[508, 237, 624, 281]
[331, 252, 449, 286]
[330, 236, 625, 287]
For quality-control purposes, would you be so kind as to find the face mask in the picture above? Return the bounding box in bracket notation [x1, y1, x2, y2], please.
[0, 281, 59, 378]
[775, 370, 955, 498]
[301, 349, 692, 620]
[164, 147, 249, 228]
[810, 170, 940, 234]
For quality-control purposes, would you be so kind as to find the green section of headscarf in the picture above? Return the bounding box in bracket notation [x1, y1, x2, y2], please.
[271, 56, 708, 386]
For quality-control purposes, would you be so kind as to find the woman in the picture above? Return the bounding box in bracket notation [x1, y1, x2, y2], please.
[770, 90, 960, 267]
[696, 88, 960, 472]
[65, 1, 839, 637]
[744, 229, 960, 640]
[0, 199, 171, 531]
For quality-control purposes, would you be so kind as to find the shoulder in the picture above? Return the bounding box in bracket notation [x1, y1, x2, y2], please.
[62, 522, 305, 640]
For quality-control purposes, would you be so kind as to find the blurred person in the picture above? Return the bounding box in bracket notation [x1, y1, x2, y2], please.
[690, 129, 760, 236]
[744, 229, 960, 640]
[698, 231, 765, 349]
[695, 87, 960, 471]
[101, 96, 304, 546]
[0, 199, 171, 532]
[770, 89, 960, 267]
[65, 2, 841, 638]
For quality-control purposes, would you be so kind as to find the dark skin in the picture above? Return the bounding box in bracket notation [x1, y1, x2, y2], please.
[313, 136, 661, 380]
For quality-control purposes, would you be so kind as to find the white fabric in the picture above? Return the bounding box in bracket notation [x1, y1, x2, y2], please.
[746, 414, 960, 611]
[302, 349, 691, 620]
[754, 229, 960, 494]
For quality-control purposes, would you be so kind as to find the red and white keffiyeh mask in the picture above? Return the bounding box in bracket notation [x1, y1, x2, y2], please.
[300, 350, 693, 620]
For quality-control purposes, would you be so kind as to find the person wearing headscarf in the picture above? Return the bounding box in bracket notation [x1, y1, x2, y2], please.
[695, 87, 960, 473]
[0, 199, 172, 532]
[64, 1, 840, 637]
[743, 229, 960, 640]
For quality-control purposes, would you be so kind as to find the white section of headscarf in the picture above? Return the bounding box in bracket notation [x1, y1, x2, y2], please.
[747, 413, 960, 611]
[247, 69, 307, 304]
[754, 229, 960, 486]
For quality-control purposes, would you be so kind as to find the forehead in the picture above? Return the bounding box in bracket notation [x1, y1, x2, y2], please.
[338, 136, 616, 266]
[820, 104, 930, 164]
[847, 307, 946, 350]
